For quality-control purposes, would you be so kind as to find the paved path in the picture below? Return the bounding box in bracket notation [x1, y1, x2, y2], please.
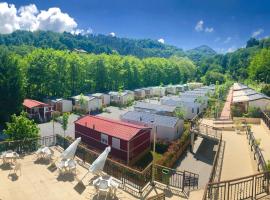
[251, 120, 270, 162]
[220, 87, 233, 120]
[175, 137, 217, 188]
[38, 114, 79, 138]
[221, 130, 257, 180]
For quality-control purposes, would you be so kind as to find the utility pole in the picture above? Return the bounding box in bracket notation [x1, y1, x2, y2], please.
[151, 122, 157, 185]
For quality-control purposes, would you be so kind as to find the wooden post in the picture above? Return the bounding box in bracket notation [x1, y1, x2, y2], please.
[191, 131, 195, 153]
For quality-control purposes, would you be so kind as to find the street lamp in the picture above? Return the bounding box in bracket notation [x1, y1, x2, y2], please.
[151, 120, 157, 185]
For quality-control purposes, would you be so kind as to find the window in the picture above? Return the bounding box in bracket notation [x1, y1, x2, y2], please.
[112, 137, 120, 149]
[192, 108, 194, 113]
[101, 134, 108, 145]
[197, 107, 200, 114]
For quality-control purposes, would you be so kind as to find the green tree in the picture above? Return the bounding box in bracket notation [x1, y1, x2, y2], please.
[249, 49, 270, 83]
[174, 106, 186, 119]
[62, 113, 69, 138]
[0, 49, 24, 123]
[4, 112, 39, 140]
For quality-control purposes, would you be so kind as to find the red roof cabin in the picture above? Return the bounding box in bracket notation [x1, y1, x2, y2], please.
[75, 115, 151, 165]
[23, 99, 53, 122]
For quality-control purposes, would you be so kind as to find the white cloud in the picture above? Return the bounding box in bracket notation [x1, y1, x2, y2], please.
[0, 2, 78, 34]
[72, 28, 92, 35]
[0, 2, 20, 34]
[195, 20, 204, 32]
[227, 46, 236, 53]
[109, 32, 116, 37]
[224, 37, 232, 44]
[37, 8, 77, 32]
[18, 4, 39, 31]
[252, 29, 264, 38]
[205, 27, 214, 33]
[158, 38, 165, 44]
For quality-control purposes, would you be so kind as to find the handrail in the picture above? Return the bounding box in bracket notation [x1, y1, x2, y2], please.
[203, 171, 270, 200]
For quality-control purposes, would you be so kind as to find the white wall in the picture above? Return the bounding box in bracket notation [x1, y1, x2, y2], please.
[103, 94, 111, 106]
[249, 99, 270, 111]
[62, 100, 72, 112]
[88, 98, 102, 112]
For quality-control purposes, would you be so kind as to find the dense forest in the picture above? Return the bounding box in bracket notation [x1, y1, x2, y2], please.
[0, 30, 270, 123]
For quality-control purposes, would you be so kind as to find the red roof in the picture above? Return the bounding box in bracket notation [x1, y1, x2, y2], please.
[23, 99, 49, 109]
[75, 115, 150, 141]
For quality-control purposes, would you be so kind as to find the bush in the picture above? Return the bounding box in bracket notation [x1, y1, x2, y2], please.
[261, 84, 270, 96]
[157, 123, 191, 167]
[244, 107, 261, 118]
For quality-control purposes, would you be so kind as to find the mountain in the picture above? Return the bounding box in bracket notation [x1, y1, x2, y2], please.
[186, 45, 217, 63]
[0, 30, 185, 59]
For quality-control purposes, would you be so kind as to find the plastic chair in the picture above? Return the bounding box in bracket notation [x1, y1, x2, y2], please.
[9, 162, 21, 176]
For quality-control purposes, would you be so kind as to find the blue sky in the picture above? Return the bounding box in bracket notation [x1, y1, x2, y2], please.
[2, 0, 270, 53]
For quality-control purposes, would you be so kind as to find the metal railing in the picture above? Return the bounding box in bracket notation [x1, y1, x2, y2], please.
[245, 124, 267, 172]
[203, 171, 270, 200]
[0, 135, 56, 154]
[154, 164, 199, 191]
[262, 111, 270, 130]
[146, 193, 165, 200]
[0, 134, 200, 198]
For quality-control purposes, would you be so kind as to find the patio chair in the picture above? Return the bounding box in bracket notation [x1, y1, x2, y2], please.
[9, 162, 21, 176]
[97, 188, 109, 200]
[68, 160, 77, 175]
[110, 180, 119, 198]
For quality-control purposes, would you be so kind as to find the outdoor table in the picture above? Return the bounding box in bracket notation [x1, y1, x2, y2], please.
[58, 159, 76, 173]
[2, 151, 19, 164]
[37, 147, 52, 159]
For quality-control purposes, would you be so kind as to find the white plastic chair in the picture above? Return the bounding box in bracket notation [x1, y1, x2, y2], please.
[9, 162, 21, 176]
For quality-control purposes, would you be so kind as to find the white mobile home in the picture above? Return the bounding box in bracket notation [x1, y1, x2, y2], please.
[92, 93, 110, 106]
[161, 96, 204, 119]
[134, 89, 146, 100]
[50, 98, 72, 113]
[152, 86, 166, 97]
[144, 87, 154, 97]
[121, 111, 184, 141]
[109, 90, 134, 106]
[72, 95, 102, 113]
[187, 82, 204, 90]
[134, 102, 176, 116]
[166, 85, 177, 94]
[232, 83, 270, 112]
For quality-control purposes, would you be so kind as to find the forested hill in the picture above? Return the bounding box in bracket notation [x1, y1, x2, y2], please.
[186, 45, 217, 63]
[0, 30, 186, 58]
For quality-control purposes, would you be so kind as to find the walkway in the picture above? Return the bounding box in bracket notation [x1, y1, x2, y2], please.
[221, 130, 257, 180]
[251, 120, 270, 162]
[220, 87, 233, 120]
[175, 137, 217, 188]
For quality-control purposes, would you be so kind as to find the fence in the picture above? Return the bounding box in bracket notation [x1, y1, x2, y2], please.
[0, 134, 200, 197]
[262, 111, 270, 130]
[203, 171, 270, 200]
[55, 135, 152, 196]
[153, 164, 199, 191]
[0, 135, 56, 154]
[245, 123, 267, 171]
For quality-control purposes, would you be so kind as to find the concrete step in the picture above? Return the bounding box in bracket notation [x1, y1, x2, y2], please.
[213, 120, 234, 125]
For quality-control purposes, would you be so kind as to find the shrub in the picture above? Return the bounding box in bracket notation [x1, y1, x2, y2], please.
[157, 123, 191, 167]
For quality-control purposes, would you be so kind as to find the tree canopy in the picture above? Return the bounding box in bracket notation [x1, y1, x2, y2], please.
[3, 112, 39, 140]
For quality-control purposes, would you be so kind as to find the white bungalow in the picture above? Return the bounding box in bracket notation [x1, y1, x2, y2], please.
[121, 111, 184, 141]
[165, 85, 178, 94]
[134, 89, 146, 100]
[109, 90, 134, 106]
[152, 86, 166, 97]
[92, 93, 110, 106]
[72, 95, 102, 113]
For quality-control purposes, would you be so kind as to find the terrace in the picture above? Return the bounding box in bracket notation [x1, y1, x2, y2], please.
[0, 135, 201, 200]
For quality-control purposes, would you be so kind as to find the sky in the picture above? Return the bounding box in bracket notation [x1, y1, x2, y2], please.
[1, 0, 270, 53]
